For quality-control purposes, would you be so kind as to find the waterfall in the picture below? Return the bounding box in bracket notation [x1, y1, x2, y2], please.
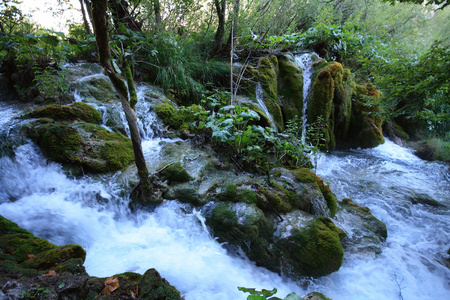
[255, 82, 277, 129]
[1, 64, 449, 300]
[0, 69, 303, 300]
[295, 53, 317, 143]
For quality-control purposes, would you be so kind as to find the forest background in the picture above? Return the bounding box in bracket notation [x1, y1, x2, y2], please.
[1, 0, 449, 162]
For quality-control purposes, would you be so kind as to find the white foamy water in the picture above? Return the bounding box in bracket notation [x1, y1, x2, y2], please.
[0, 142, 303, 300]
[2, 65, 449, 300]
[310, 139, 450, 299]
[295, 53, 317, 143]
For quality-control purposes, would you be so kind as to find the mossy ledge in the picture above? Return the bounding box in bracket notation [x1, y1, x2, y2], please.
[22, 119, 134, 173]
[22, 102, 102, 124]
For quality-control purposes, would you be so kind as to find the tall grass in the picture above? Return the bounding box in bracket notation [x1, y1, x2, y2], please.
[134, 33, 229, 105]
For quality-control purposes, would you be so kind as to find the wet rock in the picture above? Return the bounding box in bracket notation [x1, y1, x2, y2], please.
[407, 193, 443, 207]
[275, 215, 345, 278]
[303, 292, 332, 300]
[277, 53, 304, 121]
[160, 162, 193, 184]
[22, 102, 102, 124]
[334, 198, 387, 254]
[22, 120, 134, 173]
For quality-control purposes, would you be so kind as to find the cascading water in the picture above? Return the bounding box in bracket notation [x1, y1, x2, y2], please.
[0, 68, 303, 299]
[255, 82, 277, 129]
[294, 53, 317, 143]
[308, 140, 450, 299]
[1, 65, 449, 300]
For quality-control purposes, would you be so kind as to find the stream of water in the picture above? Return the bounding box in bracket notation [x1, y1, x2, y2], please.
[1, 67, 449, 299]
[294, 53, 316, 143]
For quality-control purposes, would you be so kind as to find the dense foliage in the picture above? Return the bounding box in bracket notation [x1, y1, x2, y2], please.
[1, 0, 449, 160]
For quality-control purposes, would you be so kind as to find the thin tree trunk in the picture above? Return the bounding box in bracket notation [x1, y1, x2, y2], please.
[153, 0, 162, 30]
[91, 0, 151, 198]
[79, 0, 91, 34]
[212, 0, 226, 56]
[108, 0, 142, 32]
[83, 0, 94, 31]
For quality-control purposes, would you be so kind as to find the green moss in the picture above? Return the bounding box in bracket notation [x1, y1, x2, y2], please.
[0, 233, 57, 264]
[0, 260, 41, 277]
[24, 121, 134, 173]
[54, 258, 86, 274]
[160, 162, 192, 183]
[308, 62, 355, 150]
[21, 244, 86, 270]
[291, 168, 338, 217]
[277, 54, 304, 121]
[37, 122, 83, 162]
[238, 190, 258, 205]
[138, 269, 182, 299]
[257, 56, 284, 130]
[288, 217, 344, 277]
[259, 182, 296, 214]
[25, 102, 102, 124]
[217, 184, 238, 202]
[154, 103, 185, 130]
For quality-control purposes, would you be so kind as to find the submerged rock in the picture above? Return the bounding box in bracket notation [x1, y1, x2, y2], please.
[334, 198, 387, 254]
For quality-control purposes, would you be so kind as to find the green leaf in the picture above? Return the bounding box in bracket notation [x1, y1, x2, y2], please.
[40, 34, 59, 47]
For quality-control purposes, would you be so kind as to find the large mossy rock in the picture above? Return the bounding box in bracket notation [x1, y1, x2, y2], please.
[277, 54, 304, 121]
[23, 102, 102, 124]
[346, 84, 385, 148]
[246, 56, 284, 130]
[307, 61, 353, 150]
[86, 269, 182, 300]
[22, 119, 134, 173]
[0, 216, 183, 300]
[307, 62, 384, 150]
[276, 215, 345, 278]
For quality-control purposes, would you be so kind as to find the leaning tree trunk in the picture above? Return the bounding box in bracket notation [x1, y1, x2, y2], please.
[91, 0, 151, 198]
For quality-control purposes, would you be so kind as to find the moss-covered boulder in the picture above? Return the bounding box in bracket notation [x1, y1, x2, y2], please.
[22, 120, 134, 173]
[202, 201, 278, 269]
[21, 244, 86, 270]
[308, 61, 353, 150]
[23, 102, 102, 124]
[160, 161, 193, 183]
[250, 56, 284, 131]
[335, 198, 387, 254]
[86, 269, 182, 300]
[277, 53, 304, 121]
[346, 83, 385, 148]
[276, 215, 345, 278]
[269, 167, 338, 217]
[307, 62, 384, 150]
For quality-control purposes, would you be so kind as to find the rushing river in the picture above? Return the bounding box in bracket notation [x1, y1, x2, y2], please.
[1, 68, 449, 299]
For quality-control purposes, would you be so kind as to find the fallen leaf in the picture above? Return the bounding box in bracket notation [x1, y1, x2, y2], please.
[101, 276, 120, 294]
[42, 270, 56, 277]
